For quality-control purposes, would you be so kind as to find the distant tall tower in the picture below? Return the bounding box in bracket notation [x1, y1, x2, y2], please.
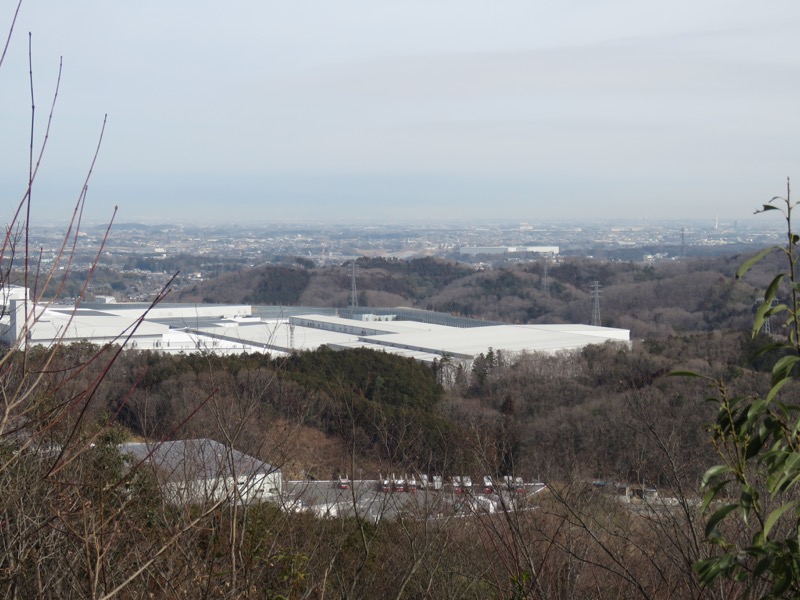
[591, 281, 602, 327]
[542, 259, 550, 296]
[681, 227, 686, 260]
[350, 260, 358, 308]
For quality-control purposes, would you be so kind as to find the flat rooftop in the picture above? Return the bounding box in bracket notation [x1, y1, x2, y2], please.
[10, 301, 630, 362]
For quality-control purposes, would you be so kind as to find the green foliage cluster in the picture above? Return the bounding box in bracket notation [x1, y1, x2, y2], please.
[282, 346, 443, 410]
[279, 347, 464, 472]
[81, 345, 461, 474]
[688, 186, 800, 598]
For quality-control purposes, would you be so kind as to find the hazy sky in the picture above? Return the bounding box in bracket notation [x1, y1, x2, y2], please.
[2, 1, 800, 226]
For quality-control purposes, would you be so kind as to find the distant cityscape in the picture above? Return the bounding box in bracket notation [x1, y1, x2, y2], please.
[24, 217, 783, 303]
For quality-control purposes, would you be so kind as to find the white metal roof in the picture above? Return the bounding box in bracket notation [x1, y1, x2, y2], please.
[13, 299, 630, 361]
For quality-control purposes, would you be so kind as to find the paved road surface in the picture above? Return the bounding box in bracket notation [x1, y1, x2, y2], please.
[280, 480, 545, 521]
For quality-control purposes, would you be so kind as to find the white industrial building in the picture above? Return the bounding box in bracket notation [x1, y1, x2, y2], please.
[122, 438, 282, 505]
[0, 288, 630, 365]
[459, 246, 559, 256]
[286, 314, 628, 362]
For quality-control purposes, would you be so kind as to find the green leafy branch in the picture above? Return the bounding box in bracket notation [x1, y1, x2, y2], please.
[687, 180, 800, 598]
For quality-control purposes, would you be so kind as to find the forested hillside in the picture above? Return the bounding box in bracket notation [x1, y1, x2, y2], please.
[176, 253, 769, 338]
[6, 216, 790, 597]
[6, 0, 797, 594]
[16, 322, 774, 487]
[5, 213, 795, 598]
[2, 318, 781, 597]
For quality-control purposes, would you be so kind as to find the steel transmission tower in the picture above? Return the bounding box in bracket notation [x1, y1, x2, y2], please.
[681, 227, 686, 260]
[591, 281, 602, 326]
[755, 297, 773, 335]
[350, 260, 358, 308]
[542, 259, 549, 296]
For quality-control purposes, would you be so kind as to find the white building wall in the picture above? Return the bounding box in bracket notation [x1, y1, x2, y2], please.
[163, 472, 282, 505]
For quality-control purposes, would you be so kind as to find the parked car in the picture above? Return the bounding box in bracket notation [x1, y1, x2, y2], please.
[503, 475, 526, 494]
[452, 475, 472, 494]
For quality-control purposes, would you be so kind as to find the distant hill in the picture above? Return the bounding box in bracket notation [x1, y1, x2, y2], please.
[177, 257, 474, 308]
[176, 254, 766, 339]
[178, 265, 313, 305]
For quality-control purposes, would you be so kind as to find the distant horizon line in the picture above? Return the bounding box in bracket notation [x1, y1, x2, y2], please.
[30, 214, 770, 230]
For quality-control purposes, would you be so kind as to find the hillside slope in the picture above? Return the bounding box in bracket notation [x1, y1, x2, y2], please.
[177, 254, 763, 338]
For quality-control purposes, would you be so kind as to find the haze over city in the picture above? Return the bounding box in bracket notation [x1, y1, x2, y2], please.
[2, 1, 800, 226]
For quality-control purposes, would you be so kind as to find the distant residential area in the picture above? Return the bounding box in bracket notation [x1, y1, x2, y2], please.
[24, 217, 778, 300]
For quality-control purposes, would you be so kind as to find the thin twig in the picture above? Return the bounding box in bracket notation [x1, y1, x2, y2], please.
[0, 0, 22, 69]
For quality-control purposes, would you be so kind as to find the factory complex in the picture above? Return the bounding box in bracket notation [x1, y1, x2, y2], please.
[1, 286, 629, 364]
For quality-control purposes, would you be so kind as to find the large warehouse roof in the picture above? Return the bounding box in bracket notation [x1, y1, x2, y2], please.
[3, 299, 630, 362]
